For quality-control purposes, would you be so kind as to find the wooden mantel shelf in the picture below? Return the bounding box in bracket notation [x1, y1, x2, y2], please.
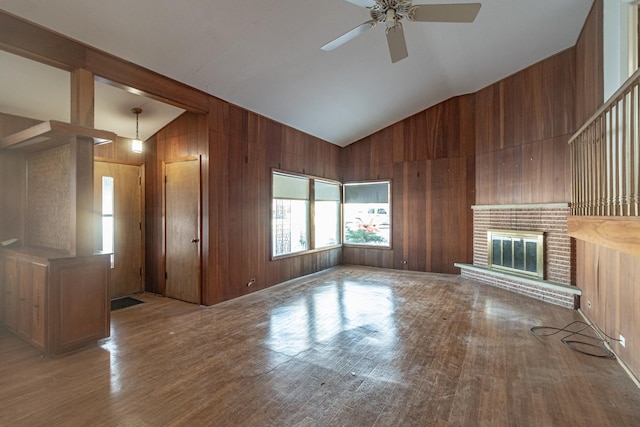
[0, 120, 116, 151]
[567, 216, 640, 259]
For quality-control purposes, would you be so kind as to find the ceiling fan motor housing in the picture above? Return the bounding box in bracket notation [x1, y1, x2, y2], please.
[370, 0, 414, 25]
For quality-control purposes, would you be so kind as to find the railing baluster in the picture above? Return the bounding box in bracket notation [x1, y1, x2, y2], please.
[629, 82, 640, 216]
[596, 116, 607, 215]
[569, 70, 640, 218]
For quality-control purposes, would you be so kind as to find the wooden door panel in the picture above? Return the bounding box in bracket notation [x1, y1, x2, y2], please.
[94, 162, 143, 299]
[30, 263, 46, 349]
[3, 256, 18, 331]
[17, 260, 31, 338]
[165, 159, 200, 304]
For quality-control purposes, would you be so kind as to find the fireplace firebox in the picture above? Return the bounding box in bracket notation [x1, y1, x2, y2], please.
[487, 229, 544, 279]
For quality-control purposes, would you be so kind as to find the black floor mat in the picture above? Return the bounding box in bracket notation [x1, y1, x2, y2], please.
[111, 296, 144, 311]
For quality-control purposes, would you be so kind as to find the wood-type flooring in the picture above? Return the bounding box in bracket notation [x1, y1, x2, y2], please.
[1, 266, 639, 426]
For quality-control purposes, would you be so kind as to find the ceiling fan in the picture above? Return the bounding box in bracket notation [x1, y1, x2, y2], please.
[321, 1, 481, 63]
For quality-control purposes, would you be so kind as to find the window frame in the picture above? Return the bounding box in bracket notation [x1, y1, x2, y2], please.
[271, 169, 342, 260]
[342, 180, 392, 249]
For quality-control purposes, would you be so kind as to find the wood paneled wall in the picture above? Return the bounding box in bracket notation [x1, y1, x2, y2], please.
[138, 104, 342, 305]
[342, 95, 475, 274]
[575, 0, 604, 127]
[474, 48, 575, 205]
[577, 241, 640, 379]
[94, 136, 145, 165]
[143, 112, 208, 296]
[206, 98, 342, 305]
[0, 113, 40, 245]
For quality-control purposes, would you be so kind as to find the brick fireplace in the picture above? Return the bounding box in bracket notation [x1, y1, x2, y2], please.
[455, 203, 581, 309]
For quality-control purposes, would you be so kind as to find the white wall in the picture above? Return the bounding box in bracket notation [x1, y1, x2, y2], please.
[604, 0, 638, 100]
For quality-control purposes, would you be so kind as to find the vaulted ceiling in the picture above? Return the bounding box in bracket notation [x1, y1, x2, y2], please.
[0, 1, 593, 146]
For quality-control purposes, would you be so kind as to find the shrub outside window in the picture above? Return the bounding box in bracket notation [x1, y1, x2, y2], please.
[343, 181, 391, 247]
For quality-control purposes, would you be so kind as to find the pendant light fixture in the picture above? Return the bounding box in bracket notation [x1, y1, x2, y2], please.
[131, 107, 143, 153]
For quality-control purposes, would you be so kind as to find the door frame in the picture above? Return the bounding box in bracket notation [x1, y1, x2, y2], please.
[162, 156, 202, 303]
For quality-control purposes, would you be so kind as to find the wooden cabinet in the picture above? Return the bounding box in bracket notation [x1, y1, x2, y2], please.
[1, 247, 110, 355]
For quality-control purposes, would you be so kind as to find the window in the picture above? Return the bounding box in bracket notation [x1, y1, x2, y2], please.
[272, 171, 342, 258]
[603, 1, 640, 100]
[272, 172, 309, 257]
[101, 176, 115, 268]
[314, 180, 341, 248]
[343, 181, 391, 247]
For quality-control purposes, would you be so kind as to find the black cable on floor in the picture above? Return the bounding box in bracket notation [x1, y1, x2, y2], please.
[530, 320, 618, 358]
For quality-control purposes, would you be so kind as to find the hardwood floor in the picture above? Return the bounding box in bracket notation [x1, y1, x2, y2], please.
[1, 266, 639, 426]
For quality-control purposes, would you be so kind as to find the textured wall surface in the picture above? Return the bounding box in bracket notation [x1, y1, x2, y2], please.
[27, 144, 71, 252]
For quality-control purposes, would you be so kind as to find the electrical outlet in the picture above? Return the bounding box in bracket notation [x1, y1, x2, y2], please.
[620, 334, 626, 348]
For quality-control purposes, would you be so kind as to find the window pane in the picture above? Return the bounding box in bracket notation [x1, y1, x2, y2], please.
[343, 182, 390, 247]
[273, 199, 309, 256]
[502, 240, 513, 268]
[526, 241, 538, 272]
[315, 200, 340, 248]
[492, 239, 502, 266]
[102, 176, 114, 215]
[102, 217, 114, 253]
[513, 239, 525, 270]
[101, 176, 115, 268]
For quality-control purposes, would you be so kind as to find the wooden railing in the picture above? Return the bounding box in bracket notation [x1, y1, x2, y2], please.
[569, 69, 640, 216]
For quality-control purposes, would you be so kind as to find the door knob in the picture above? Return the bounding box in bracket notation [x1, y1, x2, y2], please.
[191, 238, 200, 243]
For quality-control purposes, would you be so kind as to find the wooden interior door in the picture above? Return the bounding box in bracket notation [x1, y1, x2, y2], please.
[94, 161, 143, 299]
[165, 159, 200, 304]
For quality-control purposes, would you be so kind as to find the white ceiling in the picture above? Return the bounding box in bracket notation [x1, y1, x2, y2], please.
[0, 0, 592, 147]
[0, 50, 184, 141]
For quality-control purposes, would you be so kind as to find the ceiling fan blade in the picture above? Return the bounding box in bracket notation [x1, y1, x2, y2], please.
[386, 23, 408, 63]
[410, 3, 481, 23]
[343, 0, 377, 8]
[321, 20, 377, 51]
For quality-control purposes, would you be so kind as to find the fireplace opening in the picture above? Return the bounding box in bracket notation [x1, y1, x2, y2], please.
[487, 230, 544, 279]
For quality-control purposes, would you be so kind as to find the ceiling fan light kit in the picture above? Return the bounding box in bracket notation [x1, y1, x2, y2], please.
[322, 1, 481, 63]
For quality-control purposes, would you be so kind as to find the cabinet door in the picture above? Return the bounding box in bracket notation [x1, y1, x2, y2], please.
[29, 264, 47, 349]
[2, 256, 18, 331]
[17, 260, 32, 338]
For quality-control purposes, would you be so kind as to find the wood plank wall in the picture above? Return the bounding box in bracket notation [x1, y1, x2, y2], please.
[572, 0, 640, 380]
[0, 113, 40, 245]
[94, 136, 145, 166]
[206, 98, 342, 305]
[135, 103, 342, 304]
[575, 0, 604, 128]
[341, 45, 577, 274]
[143, 112, 208, 296]
[474, 47, 575, 205]
[342, 95, 476, 274]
